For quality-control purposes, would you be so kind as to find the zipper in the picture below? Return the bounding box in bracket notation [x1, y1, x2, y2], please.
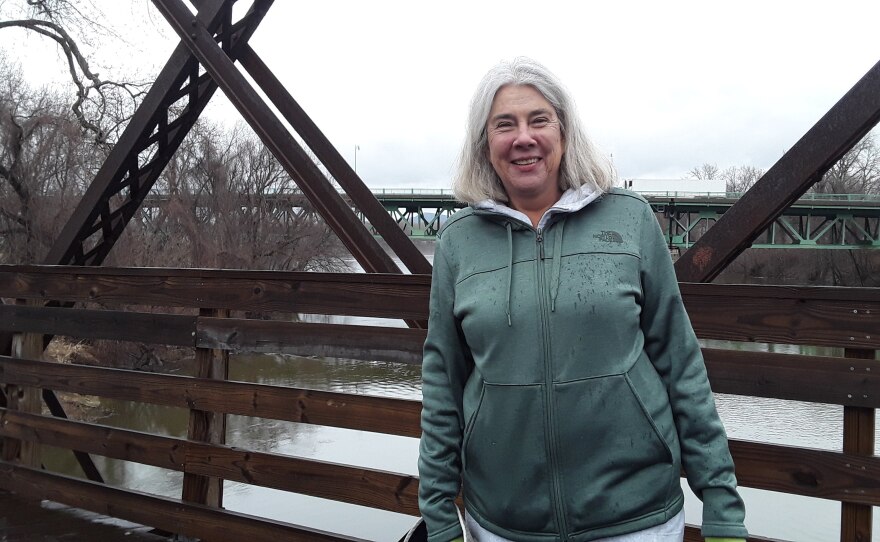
[535, 228, 569, 539]
[537, 229, 545, 259]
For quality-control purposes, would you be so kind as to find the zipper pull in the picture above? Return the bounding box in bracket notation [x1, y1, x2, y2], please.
[537, 229, 545, 259]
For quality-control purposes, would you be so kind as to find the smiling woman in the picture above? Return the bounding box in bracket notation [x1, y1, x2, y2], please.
[417, 58, 748, 542]
[486, 85, 565, 225]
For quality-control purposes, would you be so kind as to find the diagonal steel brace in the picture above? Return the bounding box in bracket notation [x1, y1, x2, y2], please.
[675, 59, 880, 282]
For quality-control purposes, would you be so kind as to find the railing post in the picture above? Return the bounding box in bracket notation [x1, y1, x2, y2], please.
[841, 347, 875, 542]
[2, 300, 42, 467]
[182, 308, 229, 509]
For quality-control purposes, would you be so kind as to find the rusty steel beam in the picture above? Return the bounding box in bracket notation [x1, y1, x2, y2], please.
[237, 45, 432, 275]
[151, 0, 401, 275]
[43, 0, 249, 266]
[675, 59, 880, 282]
[0, 0, 267, 485]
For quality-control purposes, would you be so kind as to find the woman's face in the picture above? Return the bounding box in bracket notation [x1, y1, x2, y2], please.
[486, 85, 564, 206]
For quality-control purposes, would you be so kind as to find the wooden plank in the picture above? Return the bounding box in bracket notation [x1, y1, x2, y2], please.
[681, 284, 880, 349]
[0, 265, 431, 319]
[182, 308, 229, 508]
[197, 317, 426, 364]
[0, 490, 167, 541]
[727, 439, 880, 506]
[8, 265, 880, 347]
[0, 305, 196, 347]
[840, 348, 875, 542]
[703, 348, 880, 408]
[0, 408, 419, 516]
[10, 333, 42, 467]
[680, 282, 880, 303]
[0, 461, 365, 542]
[5, 360, 880, 504]
[3, 311, 43, 467]
[0, 356, 422, 438]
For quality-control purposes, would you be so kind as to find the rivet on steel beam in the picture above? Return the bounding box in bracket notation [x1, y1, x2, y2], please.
[191, 19, 198, 27]
[847, 394, 853, 398]
[853, 309, 858, 313]
[190, 33, 197, 40]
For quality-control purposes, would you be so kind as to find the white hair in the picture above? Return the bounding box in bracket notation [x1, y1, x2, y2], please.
[453, 57, 616, 204]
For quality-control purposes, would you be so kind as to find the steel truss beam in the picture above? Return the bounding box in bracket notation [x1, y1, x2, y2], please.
[1, 0, 246, 485]
[235, 44, 432, 275]
[675, 59, 880, 281]
[45, 0, 265, 267]
[662, 209, 880, 249]
[152, 0, 409, 277]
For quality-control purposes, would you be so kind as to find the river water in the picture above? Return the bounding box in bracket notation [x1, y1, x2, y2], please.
[41, 248, 880, 541]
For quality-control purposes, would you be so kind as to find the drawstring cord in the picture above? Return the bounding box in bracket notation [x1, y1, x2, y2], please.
[550, 218, 565, 312]
[506, 222, 513, 327]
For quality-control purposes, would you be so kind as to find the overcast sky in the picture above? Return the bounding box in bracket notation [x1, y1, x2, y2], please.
[4, 0, 880, 189]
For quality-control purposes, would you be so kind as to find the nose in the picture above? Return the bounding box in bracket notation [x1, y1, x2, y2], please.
[512, 123, 537, 147]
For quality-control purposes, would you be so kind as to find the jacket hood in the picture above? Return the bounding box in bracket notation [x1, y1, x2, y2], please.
[472, 183, 602, 230]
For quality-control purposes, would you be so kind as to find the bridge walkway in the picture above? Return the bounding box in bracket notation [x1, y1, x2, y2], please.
[0, 490, 165, 541]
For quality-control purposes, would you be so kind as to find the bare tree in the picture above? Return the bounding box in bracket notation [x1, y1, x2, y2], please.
[0, 55, 101, 263]
[813, 129, 880, 195]
[111, 120, 346, 273]
[686, 162, 720, 180]
[0, 0, 149, 144]
[722, 165, 764, 194]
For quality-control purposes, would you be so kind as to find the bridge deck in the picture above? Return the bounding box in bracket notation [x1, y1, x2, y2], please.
[0, 491, 165, 541]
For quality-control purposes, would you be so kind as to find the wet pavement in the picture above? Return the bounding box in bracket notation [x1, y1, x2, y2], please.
[0, 491, 168, 541]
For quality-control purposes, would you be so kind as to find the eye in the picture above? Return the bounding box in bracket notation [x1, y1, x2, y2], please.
[532, 116, 550, 127]
[494, 120, 514, 131]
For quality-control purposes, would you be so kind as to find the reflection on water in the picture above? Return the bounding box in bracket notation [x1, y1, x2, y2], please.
[718, 394, 844, 450]
[228, 352, 421, 400]
[40, 300, 880, 540]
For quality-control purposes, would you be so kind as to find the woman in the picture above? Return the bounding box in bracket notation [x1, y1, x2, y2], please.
[417, 58, 747, 542]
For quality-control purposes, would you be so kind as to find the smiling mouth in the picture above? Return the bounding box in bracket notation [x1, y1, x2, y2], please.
[512, 158, 540, 165]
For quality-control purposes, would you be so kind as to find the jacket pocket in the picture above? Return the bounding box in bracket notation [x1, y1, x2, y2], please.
[462, 383, 555, 534]
[554, 374, 675, 532]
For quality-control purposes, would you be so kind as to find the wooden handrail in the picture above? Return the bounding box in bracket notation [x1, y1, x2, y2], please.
[0, 462, 362, 542]
[0, 266, 877, 542]
[2, 265, 879, 348]
[3, 357, 880, 506]
[0, 408, 420, 515]
[0, 356, 423, 437]
[0, 265, 430, 319]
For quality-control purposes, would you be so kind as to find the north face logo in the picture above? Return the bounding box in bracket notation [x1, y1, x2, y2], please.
[594, 230, 623, 244]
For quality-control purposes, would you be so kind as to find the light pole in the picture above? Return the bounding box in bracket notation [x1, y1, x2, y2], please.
[354, 144, 360, 173]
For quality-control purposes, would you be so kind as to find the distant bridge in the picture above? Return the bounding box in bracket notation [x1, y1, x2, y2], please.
[141, 189, 880, 250]
[365, 189, 880, 250]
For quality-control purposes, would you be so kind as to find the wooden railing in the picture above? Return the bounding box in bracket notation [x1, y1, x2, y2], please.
[0, 265, 877, 542]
